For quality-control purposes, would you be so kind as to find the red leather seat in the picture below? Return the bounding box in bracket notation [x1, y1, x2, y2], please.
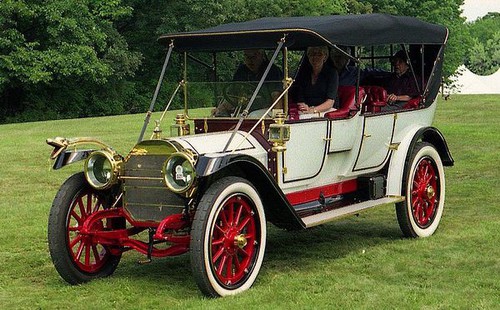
[324, 85, 365, 119]
[363, 86, 387, 112]
[403, 96, 421, 109]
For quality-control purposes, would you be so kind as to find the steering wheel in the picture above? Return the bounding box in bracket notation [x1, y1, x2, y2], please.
[222, 82, 259, 108]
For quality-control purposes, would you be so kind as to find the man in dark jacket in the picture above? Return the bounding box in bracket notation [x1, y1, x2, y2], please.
[382, 50, 420, 111]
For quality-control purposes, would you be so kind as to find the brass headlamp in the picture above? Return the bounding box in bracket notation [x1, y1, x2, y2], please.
[84, 150, 121, 190]
[162, 150, 197, 194]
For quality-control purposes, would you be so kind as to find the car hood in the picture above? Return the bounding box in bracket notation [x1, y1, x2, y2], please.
[170, 131, 267, 158]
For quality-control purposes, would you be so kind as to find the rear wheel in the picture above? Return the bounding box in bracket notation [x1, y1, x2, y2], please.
[396, 142, 445, 237]
[48, 172, 122, 284]
[190, 177, 266, 297]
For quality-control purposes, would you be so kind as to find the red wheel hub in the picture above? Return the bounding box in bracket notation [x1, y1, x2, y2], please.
[410, 157, 439, 228]
[210, 195, 258, 286]
[67, 191, 113, 273]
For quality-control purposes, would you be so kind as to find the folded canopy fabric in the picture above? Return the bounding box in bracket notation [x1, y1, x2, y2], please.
[158, 14, 448, 51]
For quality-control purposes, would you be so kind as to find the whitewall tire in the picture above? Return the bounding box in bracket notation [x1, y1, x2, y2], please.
[190, 177, 266, 297]
[396, 142, 445, 238]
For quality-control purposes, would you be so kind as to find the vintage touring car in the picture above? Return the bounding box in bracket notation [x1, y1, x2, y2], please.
[47, 14, 453, 297]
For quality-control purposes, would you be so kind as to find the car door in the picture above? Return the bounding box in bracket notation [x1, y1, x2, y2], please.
[282, 119, 329, 183]
[353, 113, 395, 171]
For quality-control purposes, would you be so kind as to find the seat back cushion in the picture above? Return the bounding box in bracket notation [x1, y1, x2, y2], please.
[325, 86, 365, 119]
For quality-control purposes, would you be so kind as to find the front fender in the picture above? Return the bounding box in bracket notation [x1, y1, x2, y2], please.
[47, 137, 117, 170]
[196, 154, 305, 230]
[51, 149, 95, 170]
[386, 126, 453, 195]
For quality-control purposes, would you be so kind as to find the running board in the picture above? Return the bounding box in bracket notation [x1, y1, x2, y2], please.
[302, 196, 405, 228]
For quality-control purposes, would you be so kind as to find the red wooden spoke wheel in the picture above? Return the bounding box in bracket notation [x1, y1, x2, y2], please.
[210, 195, 257, 286]
[66, 189, 113, 273]
[410, 157, 439, 228]
[397, 142, 445, 238]
[191, 177, 266, 297]
[48, 173, 122, 284]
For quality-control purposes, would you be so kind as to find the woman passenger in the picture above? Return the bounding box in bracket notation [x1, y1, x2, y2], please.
[296, 46, 338, 115]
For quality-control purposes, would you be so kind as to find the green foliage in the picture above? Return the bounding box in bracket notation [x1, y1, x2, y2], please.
[465, 13, 500, 75]
[0, 0, 141, 122]
[0, 0, 470, 122]
[468, 12, 500, 42]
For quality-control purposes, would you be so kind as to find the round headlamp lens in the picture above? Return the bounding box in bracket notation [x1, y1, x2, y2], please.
[163, 153, 196, 193]
[85, 152, 115, 189]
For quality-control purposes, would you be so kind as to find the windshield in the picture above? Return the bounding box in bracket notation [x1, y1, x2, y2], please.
[158, 49, 304, 120]
[186, 80, 283, 118]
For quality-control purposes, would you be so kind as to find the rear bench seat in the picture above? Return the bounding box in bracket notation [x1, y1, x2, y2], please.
[362, 85, 387, 112]
[363, 85, 422, 112]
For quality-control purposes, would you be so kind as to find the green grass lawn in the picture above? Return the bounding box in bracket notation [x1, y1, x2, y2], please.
[0, 95, 499, 309]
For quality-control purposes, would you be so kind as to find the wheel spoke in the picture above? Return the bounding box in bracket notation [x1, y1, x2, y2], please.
[217, 254, 228, 276]
[233, 254, 241, 270]
[220, 209, 228, 227]
[422, 163, 429, 179]
[212, 246, 225, 263]
[238, 247, 250, 258]
[411, 188, 419, 198]
[244, 232, 255, 240]
[212, 237, 224, 246]
[86, 193, 93, 215]
[85, 244, 91, 266]
[234, 205, 243, 227]
[92, 245, 102, 264]
[70, 210, 83, 226]
[412, 198, 422, 219]
[228, 202, 234, 226]
[75, 239, 85, 261]
[424, 200, 435, 218]
[77, 197, 86, 219]
[215, 223, 225, 235]
[226, 254, 234, 278]
[237, 215, 251, 231]
[69, 235, 83, 249]
[93, 198, 102, 213]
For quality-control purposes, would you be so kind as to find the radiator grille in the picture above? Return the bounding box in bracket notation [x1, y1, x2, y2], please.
[122, 154, 185, 222]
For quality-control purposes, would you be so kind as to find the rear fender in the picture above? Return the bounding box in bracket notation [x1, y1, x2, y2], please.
[387, 126, 453, 195]
[196, 154, 305, 230]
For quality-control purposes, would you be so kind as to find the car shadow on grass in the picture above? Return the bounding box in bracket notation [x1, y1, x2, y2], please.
[264, 214, 402, 271]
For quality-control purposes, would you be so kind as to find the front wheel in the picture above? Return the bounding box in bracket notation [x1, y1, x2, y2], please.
[48, 172, 122, 284]
[190, 177, 267, 297]
[396, 142, 445, 238]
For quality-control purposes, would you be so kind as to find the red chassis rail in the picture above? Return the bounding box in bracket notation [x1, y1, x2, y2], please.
[79, 208, 191, 257]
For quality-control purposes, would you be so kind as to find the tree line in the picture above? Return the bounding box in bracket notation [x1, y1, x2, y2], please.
[0, 0, 496, 123]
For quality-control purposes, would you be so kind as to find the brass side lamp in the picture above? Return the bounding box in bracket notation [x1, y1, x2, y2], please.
[170, 113, 190, 137]
[269, 112, 290, 152]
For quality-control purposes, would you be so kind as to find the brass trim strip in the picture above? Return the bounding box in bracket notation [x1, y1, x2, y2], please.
[120, 176, 163, 181]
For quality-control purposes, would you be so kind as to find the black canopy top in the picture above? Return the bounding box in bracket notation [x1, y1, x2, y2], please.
[158, 14, 448, 51]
